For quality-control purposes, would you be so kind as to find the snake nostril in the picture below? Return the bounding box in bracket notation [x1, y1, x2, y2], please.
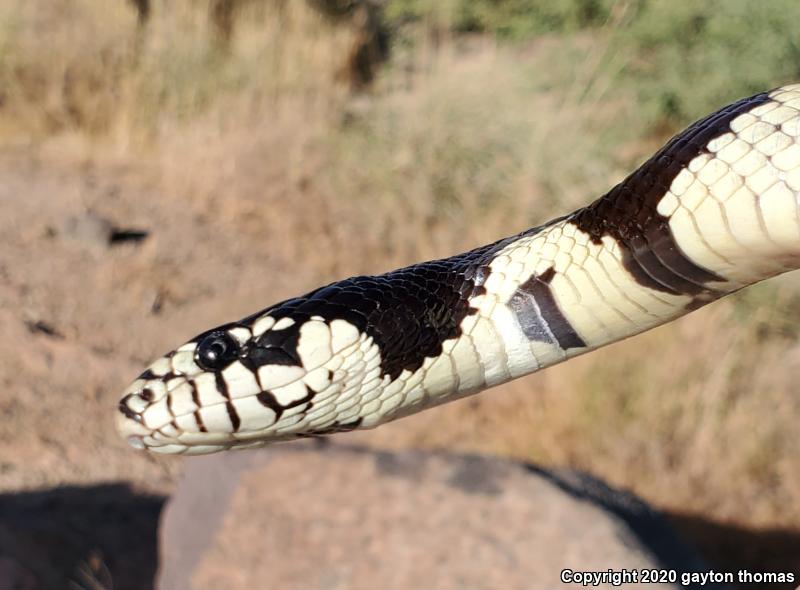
[119, 395, 143, 423]
[140, 388, 154, 402]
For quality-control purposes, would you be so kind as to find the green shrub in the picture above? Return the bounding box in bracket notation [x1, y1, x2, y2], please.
[386, 0, 800, 128]
[386, 0, 615, 37]
[620, 0, 800, 125]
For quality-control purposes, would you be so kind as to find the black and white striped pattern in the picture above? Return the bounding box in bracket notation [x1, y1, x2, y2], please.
[117, 84, 800, 455]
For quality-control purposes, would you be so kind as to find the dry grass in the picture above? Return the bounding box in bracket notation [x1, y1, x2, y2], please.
[0, 0, 361, 143]
[3, 0, 799, 578]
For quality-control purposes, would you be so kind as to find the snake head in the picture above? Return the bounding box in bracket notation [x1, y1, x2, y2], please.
[116, 309, 377, 455]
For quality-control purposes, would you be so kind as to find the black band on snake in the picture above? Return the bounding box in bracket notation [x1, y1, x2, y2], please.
[116, 84, 800, 455]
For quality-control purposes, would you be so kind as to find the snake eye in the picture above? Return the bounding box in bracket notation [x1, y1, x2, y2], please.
[195, 331, 240, 371]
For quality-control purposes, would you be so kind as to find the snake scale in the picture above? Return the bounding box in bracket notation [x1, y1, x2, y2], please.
[117, 84, 800, 455]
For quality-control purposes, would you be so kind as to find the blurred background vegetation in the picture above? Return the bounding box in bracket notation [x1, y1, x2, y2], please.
[3, 0, 800, 140]
[2, 0, 800, 583]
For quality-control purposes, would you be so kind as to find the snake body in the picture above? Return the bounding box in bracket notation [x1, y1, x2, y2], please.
[117, 84, 800, 455]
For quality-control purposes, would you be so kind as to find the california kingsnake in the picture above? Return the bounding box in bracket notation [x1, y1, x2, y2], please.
[116, 84, 800, 455]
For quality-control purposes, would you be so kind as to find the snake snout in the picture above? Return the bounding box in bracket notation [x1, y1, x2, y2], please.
[115, 393, 152, 450]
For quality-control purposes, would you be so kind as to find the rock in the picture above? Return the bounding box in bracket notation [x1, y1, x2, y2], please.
[158, 443, 718, 590]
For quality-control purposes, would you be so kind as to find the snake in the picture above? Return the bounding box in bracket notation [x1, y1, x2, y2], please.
[116, 84, 800, 455]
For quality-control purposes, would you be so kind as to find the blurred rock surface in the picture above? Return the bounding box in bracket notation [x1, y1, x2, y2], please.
[158, 442, 716, 590]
